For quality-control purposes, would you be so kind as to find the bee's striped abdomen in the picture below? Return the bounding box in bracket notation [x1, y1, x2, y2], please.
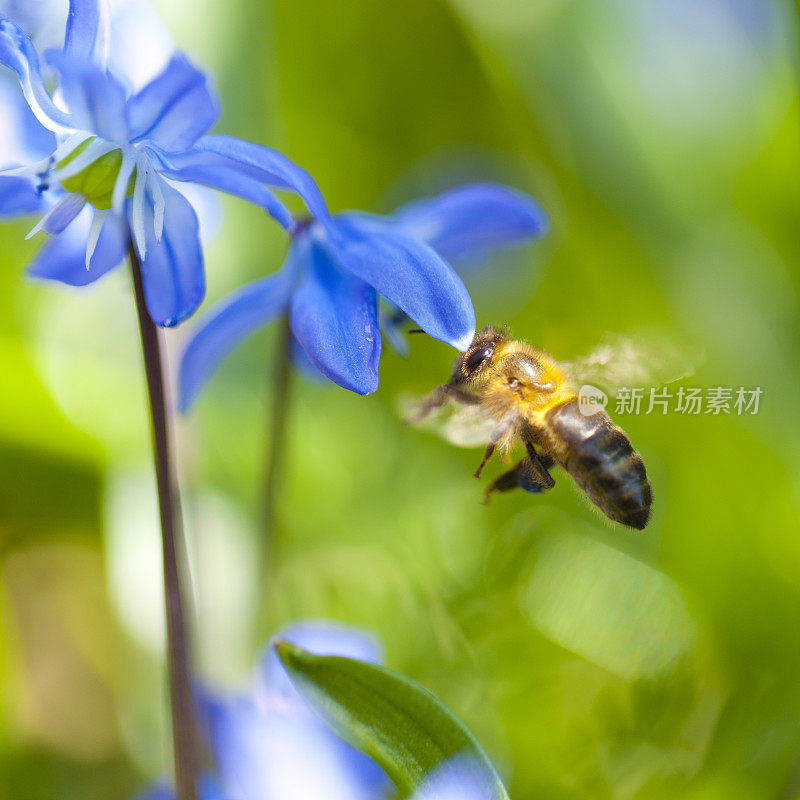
[543, 399, 652, 530]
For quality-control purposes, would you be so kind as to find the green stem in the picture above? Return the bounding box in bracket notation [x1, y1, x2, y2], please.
[128, 242, 198, 800]
[262, 314, 293, 574]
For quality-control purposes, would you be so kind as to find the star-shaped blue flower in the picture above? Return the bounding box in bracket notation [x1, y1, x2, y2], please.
[179, 182, 547, 407]
[0, 0, 324, 326]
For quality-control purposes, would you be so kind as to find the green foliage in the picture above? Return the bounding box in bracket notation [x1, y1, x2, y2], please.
[275, 640, 509, 799]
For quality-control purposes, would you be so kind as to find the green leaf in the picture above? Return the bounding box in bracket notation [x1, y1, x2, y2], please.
[274, 639, 510, 799]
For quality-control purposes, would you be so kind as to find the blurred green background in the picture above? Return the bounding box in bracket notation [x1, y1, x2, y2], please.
[1, 0, 800, 798]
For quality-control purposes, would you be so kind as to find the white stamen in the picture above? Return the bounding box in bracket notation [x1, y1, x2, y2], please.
[52, 132, 95, 162]
[0, 160, 49, 178]
[147, 170, 165, 242]
[2, 133, 94, 178]
[25, 193, 86, 239]
[131, 155, 149, 259]
[54, 138, 116, 183]
[85, 210, 106, 269]
[112, 148, 136, 216]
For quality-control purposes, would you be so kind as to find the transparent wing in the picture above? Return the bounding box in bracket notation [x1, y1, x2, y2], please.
[563, 329, 700, 397]
[399, 392, 496, 448]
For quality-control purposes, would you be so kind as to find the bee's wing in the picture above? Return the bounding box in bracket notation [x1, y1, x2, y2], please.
[400, 392, 496, 448]
[563, 330, 700, 396]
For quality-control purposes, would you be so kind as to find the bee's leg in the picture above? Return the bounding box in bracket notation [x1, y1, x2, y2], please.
[520, 426, 555, 469]
[537, 451, 555, 469]
[524, 442, 556, 483]
[474, 421, 514, 478]
[474, 443, 496, 479]
[443, 384, 482, 406]
[483, 444, 555, 502]
[406, 383, 479, 423]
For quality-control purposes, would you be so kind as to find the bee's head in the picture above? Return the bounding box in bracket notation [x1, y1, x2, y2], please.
[451, 325, 507, 384]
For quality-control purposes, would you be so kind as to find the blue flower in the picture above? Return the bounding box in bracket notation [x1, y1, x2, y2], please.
[133, 622, 497, 800]
[0, 0, 324, 326]
[200, 621, 388, 800]
[134, 622, 387, 800]
[178, 182, 546, 407]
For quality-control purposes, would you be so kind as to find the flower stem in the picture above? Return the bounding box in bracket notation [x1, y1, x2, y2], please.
[262, 313, 292, 571]
[128, 242, 198, 800]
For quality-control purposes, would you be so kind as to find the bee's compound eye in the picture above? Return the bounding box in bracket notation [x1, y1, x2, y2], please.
[464, 346, 493, 375]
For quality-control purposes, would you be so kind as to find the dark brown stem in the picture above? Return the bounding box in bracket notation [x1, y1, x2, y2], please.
[128, 242, 198, 800]
[262, 313, 292, 571]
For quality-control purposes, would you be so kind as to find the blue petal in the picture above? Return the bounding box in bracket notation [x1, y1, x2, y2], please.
[105, 0, 173, 93]
[178, 265, 295, 412]
[0, 175, 44, 215]
[329, 213, 476, 352]
[160, 159, 293, 231]
[51, 55, 129, 141]
[131, 775, 228, 800]
[64, 0, 108, 66]
[379, 305, 411, 357]
[197, 774, 231, 800]
[39, 192, 86, 234]
[198, 691, 377, 800]
[165, 135, 330, 224]
[289, 235, 381, 395]
[129, 54, 219, 153]
[0, 78, 57, 165]
[137, 180, 204, 327]
[130, 784, 174, 800]
[389, 183, 547, 263]
[27, 206, 125, 285]
[0, 15, 75, 132]
[411, 757, 501, 800]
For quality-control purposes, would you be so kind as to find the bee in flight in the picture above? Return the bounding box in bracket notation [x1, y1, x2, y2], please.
[409, 326, 671, 530]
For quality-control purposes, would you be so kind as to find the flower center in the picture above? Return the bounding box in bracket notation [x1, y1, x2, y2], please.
[57, 139, 135, 210]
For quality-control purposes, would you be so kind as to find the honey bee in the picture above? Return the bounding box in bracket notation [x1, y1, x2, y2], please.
[410, 326, 665, 530]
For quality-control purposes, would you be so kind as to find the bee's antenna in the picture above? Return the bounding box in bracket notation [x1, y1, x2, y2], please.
[408, 328, 424, 335]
